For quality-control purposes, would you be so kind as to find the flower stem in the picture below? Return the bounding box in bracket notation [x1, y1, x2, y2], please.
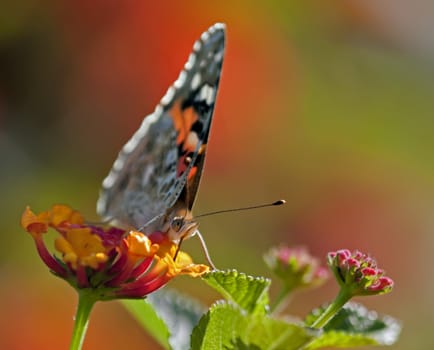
[69, 291, 97, 350]
[270, 285, 293, 314]
[310, 288, 352, 329]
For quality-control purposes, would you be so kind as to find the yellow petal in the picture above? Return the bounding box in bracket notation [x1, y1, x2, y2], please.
[55, 228, 108, 270]
[127, 231, 160, 257]
[55, 236, 78, 269]
[163, 251, 210, 277]
[50, 205, 84, 226]
[21, 206, 50, 234]
[178, 264, 210, 277]
[80, 252, 108, 269]
[175, 251, 194, 266]
[155, 241, 178, 259]
[175, 251, 210, 276]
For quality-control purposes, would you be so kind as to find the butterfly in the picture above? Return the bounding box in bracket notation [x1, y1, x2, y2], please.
[97, 23, 225, 253]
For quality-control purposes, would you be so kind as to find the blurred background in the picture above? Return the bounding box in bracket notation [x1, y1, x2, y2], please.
[1, 1, 434, 349]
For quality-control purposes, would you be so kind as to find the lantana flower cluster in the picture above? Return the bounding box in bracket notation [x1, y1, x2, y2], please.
[21, 204, 209, 299]
[264, 245, 329, 291]
[327, 249, 393, 296]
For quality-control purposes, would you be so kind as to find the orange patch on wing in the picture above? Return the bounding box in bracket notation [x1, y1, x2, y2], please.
[198, 144, 206, 155]
[187, 166, 198, 182]
[170, 100, 198, 145]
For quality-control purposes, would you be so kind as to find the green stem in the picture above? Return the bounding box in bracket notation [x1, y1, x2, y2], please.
[310, 288, 352, 329]
[270, 285, 293, 314]
[69, 291, 97, 350]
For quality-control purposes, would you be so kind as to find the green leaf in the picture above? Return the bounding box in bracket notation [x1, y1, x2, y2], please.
[305, 302, 401, 349]
[123, 288, 205, 350]
[122, 298, 170, 350]
[191, 301, 317, 350]
[202, 270, 271, 314]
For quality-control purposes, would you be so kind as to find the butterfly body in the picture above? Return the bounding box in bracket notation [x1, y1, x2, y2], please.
[97, 23, 225, 242]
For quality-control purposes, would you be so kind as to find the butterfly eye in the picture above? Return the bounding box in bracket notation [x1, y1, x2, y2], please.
[171, 217, 184, 232]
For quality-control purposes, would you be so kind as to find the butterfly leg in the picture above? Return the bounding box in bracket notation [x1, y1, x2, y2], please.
[195, 230, 217, 270]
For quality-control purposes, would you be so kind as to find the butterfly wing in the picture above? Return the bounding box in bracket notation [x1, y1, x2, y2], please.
[97, 23, 225, 230]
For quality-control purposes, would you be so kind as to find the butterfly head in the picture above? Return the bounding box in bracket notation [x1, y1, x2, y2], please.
[159, 205, 198, 242]
[168, 215, 198, 241]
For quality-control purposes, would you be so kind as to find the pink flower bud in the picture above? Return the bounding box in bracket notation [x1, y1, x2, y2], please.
[327, 248, 394, 297]
[265, 245, 329, 291]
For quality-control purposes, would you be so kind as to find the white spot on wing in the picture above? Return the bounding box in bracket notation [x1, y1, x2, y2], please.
[214, 23, 226, 30]
[174, 70, 187, 89]
[191, 72, 201, 90]
[201, 31, 210, 42]
[160, 86, 176, 106]
[154, 105, 163, 114]
[102, 173, 116, 188]
[214, 50, 223, 63]
[123, 112, 159, 154]
[184, 53, 196, 70]
[193, 40, 201, 52]
[113, 157, 125, 171]
[199, 85, 215, 105]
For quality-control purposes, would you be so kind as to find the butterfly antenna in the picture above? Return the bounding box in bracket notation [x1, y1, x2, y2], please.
[196, 199, 286, 218]
[190, 200, 285, 270]
[137, 214, 163, 233]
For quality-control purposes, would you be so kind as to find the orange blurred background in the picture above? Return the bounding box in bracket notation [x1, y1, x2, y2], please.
[1, 1, 434, 349]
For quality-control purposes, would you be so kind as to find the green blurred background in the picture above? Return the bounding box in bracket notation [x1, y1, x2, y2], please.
[1, 1, 433, 349]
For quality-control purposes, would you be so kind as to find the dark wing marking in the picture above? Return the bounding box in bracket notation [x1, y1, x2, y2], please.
[97, 23, 225, 229]
[166, 26, 225, 211]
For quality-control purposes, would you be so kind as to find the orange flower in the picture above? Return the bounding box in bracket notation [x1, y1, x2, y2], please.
[21, 205, 209, 299]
